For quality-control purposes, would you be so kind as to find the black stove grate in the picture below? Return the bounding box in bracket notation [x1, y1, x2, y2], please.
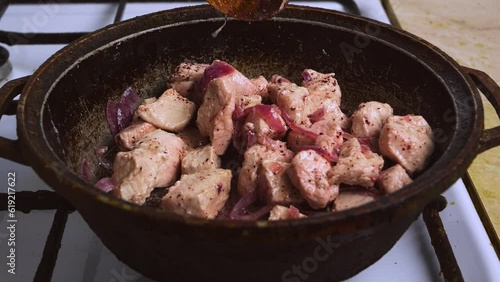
[0, 1, 464, 281]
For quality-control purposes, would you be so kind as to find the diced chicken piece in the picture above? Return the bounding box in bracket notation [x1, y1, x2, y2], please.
[112, 129, 185, 204]
[328, 138, 384, 187]
[287, 130, 315, 152]
[267, 75, 312, 126]
[196, 77, 236, 155]
[161, 169, 232, 219]
[177, 126, 210, 150]
[196, 60, 260, 106]
[115, 121, 157, 151]
[287, 150, 339, 209]
[267, 75, 290, 104]
[377, 164, 413, 194]
[286, 120, 343, 153]
[132, 97, 157, 121]
[333, 189, 378, 211]
[237, 142, 293, 196]
[379, 115, 434, 174]
[181, 145, 221, 174]
[269, 205, 307, 220]
[199, 60, 260, 96]
[302, 69, 342, 105]
[237, 94, 262, 110]
[168, 62, 209, 98]
[257, 161, 304, 205]
[310, 120, 344, 153]
[351, 101, 393, 138]
[308, 99, 349, 129]
[137, 89, 196, 133]
[250, 76, 269, 99]
[244, 105, 287, 139]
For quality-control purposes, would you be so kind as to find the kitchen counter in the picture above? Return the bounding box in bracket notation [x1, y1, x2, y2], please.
[385, 0, 500, 239]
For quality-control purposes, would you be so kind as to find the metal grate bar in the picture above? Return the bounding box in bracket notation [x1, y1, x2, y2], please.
[423, 196, 464, 282]
[34, 207, 70, 282]
[0, 191, 74, 213]
[0, 0, 360, 45]
[114, 0, 126, 23]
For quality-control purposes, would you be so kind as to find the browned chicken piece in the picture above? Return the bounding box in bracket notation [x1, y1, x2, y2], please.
[250, 76, 269, 99]
[168, 62, 209, 98]
[115, 121, 157, 151]
[257, 161, 304, 205]
[302, 69, 342, 105]
[351, 101, 393, 138]
[268, 205, 307, 220]
[136, 89, 196, 133]
[237, 142, 293, 196]
[161, 169, 232, 219]
[328, 138, 384, 187]
[181, 145, 221, 175]
[287, 150, 339, 209]
[377, 164, 413, 194]
[379, 115, 434, 174]
[267, 75, 312, 126]
[333, 189, 378, 211]
[176, 126, 210, 150]
[196, 78, 237, 155]
[112, 129, 186, 204]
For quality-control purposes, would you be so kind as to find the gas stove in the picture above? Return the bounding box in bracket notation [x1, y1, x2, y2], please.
[0, 1, 499, 281]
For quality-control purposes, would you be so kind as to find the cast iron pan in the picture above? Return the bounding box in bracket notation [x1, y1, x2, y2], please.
[0, 5, 499, 282]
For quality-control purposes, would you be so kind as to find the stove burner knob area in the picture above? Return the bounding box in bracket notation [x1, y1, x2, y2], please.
[0, 46, 13, 81]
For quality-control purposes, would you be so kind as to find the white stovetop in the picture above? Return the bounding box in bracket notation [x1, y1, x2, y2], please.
[0, 1, 498, 281]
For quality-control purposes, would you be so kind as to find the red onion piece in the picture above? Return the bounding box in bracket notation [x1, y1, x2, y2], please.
[116, 87, 141, 132]
[232, 205, 274, 221]
[308, 107, 326, 123]
[81, 156, 95, 183]
[270, 74, 290, 84]
[246, 131, 256, 148]
[301, 70, 313, 82]
[343, 132, 378, 153]
[233, 105, 288, 153]
[289, 205, 301, 219]
[232, 104, 246, 120]
[106, 101, 119, 136]
[296, 146, 339, 162]
[230, 189, 273, 221]
[200, 61, 235, 94]
[94, 146, 113, 171]
[106, 87, 140, 135]
[95, 177, 115, 193]
[357, 136, 373, 146]
[281, 110, 318, 139]
[229, 189, 258, 220]
[244, 104, 287, 138]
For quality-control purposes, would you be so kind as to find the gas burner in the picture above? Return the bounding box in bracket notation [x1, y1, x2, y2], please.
[0, 45, 12, 80]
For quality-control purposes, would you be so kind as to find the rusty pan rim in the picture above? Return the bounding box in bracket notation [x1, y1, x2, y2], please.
[17, 5, 483, 230]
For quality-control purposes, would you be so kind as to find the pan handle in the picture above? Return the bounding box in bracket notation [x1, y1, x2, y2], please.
[462, 66, 500, 153]
[0, 76, 30, 166]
